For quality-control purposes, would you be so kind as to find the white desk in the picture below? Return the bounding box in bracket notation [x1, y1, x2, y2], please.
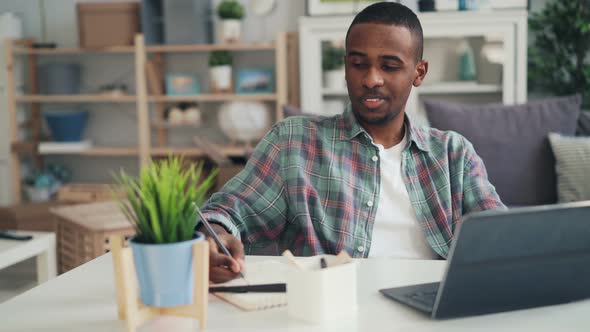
[0, 254, 588, 332]
[0, 231, 56, 284]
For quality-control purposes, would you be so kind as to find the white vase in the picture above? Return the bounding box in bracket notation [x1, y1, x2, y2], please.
[217, 19, 242, 44]
[209, 65, 232, 93]
[323, 68, 346, 90]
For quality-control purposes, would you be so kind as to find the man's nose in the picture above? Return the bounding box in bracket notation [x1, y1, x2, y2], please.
[362, 66, 384, 89]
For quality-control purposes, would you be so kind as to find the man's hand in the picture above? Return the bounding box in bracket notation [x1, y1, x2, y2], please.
[198, 223, 245, 283]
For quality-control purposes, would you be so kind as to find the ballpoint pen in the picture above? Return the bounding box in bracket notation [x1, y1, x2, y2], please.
[194, 205, 247, 281]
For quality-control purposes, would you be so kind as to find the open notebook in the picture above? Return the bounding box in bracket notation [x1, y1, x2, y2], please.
[212, 260, 288, 311]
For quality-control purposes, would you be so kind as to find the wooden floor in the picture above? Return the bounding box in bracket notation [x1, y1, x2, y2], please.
[0, 258, 37, 303]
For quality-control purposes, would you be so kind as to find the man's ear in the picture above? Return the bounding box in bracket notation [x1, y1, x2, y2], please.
[413, 60, 428, 87]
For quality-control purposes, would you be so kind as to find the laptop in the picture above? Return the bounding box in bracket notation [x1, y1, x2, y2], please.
[379, 201, 590, 319]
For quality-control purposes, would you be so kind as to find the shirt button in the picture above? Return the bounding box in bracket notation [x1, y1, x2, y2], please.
[357, 246, 365, 253]
[372, 155, 378, 162]
[367, 200, 374, 207]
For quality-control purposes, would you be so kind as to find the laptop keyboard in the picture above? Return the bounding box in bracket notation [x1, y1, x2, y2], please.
[405, 291, 438, 307]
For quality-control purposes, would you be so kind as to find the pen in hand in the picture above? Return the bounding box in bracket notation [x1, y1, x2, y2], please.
[193, 205, 247, 282]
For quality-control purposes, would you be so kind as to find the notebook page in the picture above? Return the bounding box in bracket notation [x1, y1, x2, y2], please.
[212, 260, 288, 311]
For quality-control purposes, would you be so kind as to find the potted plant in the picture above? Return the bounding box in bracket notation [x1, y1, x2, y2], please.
[322, 43, 346, 90]
[114, 157, 217, 307]
[216, 0, 245, 44]
[209, 50, 233, 93]
[528, 0, 590, 110]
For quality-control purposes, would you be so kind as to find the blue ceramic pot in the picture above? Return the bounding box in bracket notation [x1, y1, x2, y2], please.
[44, 111, 88, 142]
[129, 232, 205, 307]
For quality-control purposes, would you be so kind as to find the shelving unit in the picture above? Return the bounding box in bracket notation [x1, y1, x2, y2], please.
[5, 33, 291, 203]
[299, 11, 528, 125]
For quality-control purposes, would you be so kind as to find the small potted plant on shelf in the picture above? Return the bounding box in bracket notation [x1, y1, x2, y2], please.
[217, 0, 245, 44]
[113, 156, 217, 307]
[209, 50, 233, 93]
[322, 43, 346, 90]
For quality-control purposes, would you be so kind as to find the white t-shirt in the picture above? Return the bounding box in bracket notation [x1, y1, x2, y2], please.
[368, 132, 438, 259]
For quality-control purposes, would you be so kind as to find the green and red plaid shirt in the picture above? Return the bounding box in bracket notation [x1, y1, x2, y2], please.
[201, 106, 505, 258]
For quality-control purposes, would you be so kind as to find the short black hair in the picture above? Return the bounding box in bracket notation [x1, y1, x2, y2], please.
[345, 1, 424, 61]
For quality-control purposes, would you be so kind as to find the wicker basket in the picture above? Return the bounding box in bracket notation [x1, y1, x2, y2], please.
[57, 183, 124, 204]
[50, 201, 135, 274]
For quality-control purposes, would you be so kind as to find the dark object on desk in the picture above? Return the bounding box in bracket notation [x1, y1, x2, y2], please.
[0, 232, 33, 241]
[320, 257, 328, 269]
[209, 283, 286, 293]
[32, 42, 57, 49]
[380, 201, 590, 319]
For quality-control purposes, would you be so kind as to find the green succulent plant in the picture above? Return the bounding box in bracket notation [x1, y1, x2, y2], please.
[217, 0, 245, 20]
[322, 45, 345, 71]
[114, 157, 217, 244]
[209, 50, 233, 67]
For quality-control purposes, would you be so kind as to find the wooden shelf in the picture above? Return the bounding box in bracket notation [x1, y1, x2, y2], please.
[12, 142, 139, 156]
[12, 142, 250, 157]
[15, 94, 137, 103]
[146, 43, 275, 53]
[418, 82, 502, 94]
[13, 46, 135, 55]
[321, 83, 503, 97]
[77, 147, 139, 156]
[151, 122, 200, 129]
[14, 94, 277, 103]
[13, 42, 275, 55]
[150, 146, 249, 157]
[11, 142, 36, 154]
[148, 94, 278, 102]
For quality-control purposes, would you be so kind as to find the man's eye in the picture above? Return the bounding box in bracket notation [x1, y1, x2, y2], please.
[352, 62, 368, 68]
[382, 65, 399, 71]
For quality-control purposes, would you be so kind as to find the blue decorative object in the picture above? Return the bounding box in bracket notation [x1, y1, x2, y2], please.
[458, 40, 477, 81]
[130, 232, 205, 307]
[235, 68, 274, 94]
[43, 111, 88, 142]
[166, 74, 200, 95]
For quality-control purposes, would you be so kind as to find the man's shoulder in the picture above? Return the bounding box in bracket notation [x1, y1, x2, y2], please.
[413, 125, 471, 152]
[272, 114, 342, 134]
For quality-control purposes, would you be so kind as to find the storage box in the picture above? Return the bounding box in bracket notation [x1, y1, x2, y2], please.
[57, 183, 124, 204]
[50, 201, 135, 274]
[286, 254, 357, 323]
[77, 2, 140, 48]
[0, 202, 61, 232]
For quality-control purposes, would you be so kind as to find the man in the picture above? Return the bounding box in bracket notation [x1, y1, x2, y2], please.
[199, 2, 505, 283]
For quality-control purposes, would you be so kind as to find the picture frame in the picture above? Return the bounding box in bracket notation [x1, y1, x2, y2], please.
[235, 68, 274, 94]
[165, 73, 200, 96]
[306, 0, 381, 16]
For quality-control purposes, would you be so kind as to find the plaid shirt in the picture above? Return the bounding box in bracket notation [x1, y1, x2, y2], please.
[201, 106, 505, 258]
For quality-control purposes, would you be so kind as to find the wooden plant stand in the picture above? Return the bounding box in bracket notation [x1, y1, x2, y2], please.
[110, 235, 209, 331]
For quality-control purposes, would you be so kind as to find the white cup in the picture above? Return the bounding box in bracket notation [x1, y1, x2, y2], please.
[286, 255, 357, 324]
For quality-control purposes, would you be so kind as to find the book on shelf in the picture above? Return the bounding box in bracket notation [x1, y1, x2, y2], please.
[38, 140, 93, 154]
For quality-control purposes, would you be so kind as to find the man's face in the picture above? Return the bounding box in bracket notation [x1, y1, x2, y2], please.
[345, 23, 427, 126]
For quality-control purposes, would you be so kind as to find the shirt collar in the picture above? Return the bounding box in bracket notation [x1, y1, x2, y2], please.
[340, 104, 430, 152]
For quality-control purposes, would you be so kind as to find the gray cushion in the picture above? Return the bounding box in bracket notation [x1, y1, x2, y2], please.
[548, 133, 590, 202]
[424, 95, 581, 206]
[578, 112, 590, 136]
